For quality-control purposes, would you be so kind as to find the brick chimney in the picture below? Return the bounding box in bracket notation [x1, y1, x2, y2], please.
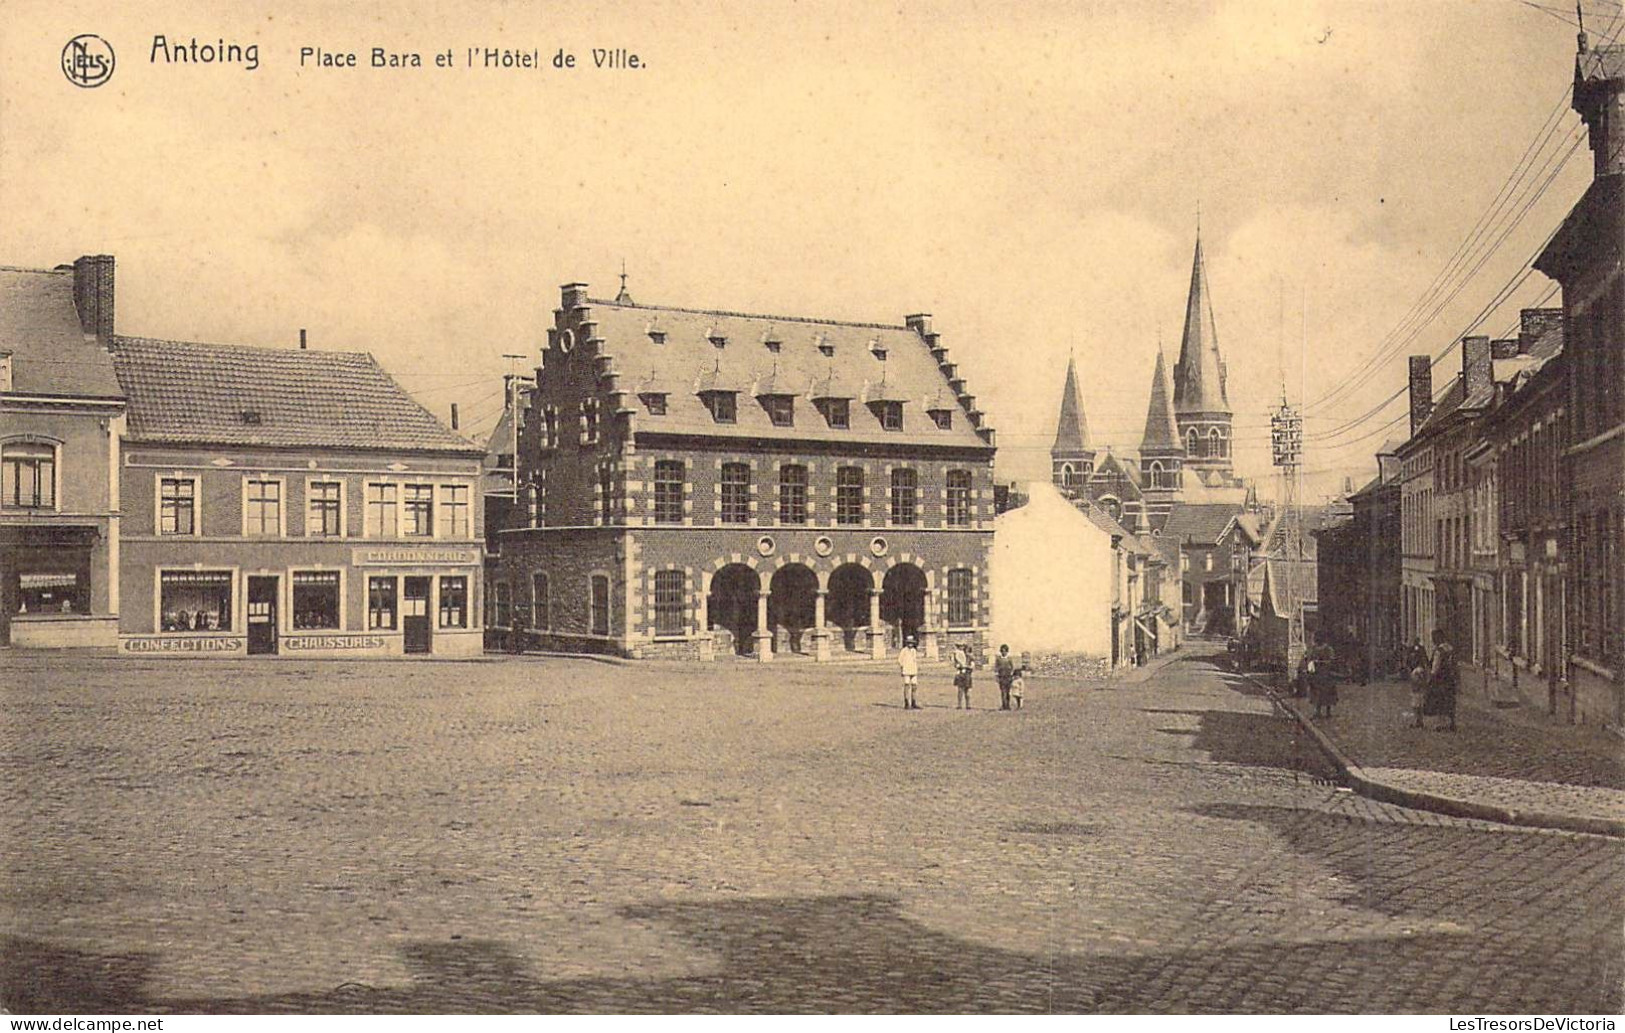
[71, 254, 115, 344]
[1408, 355, 1433, 436]
[560, 282, 589, 308]
[1462, 335, 1493, 400]
[1518, 307, 1564, 354]
[904, 313, 932, 336]
[1574, 43, 1625, 176]
[1491, 337, 1520, 360]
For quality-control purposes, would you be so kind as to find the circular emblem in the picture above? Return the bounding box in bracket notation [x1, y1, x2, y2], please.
[557, 328, 576, 353]
[756, 535, 776, 557]
[813, 535, 834, 557]
[870, 536, 888, 557]
[62, 34, 115, 88]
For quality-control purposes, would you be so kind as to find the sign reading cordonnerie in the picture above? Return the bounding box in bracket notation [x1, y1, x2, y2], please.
[352, 547, 481, 566]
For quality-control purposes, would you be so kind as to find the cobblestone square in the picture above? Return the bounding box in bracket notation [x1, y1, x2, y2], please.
[2, 648, 1620, 1013]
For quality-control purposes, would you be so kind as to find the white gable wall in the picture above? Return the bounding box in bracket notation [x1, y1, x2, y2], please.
[990, 482, 1113, 656]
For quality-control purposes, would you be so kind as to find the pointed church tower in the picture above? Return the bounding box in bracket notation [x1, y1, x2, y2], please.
[1173, 234, 1236, 484]
[1050, 353, 1095, 494]
[1139, 345, 1185, 529]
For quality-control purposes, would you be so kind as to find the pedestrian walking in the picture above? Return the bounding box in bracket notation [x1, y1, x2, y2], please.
[994, 644, 1017, 711]
[952, 643, 974, 709]
[1406, 637, 1429, 728]
[899, 637, 920, 710]
[1424, 628, 1458, 732]
[1309, 644, 1338, 718]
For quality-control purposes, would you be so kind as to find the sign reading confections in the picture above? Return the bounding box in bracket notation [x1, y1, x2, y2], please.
[351, 547, 480, 567]
[121, 635, 244, 653]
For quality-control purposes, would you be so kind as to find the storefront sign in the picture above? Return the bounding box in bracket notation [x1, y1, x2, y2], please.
[121, 635, 244, 653]
[352, 547, 480, 567]
[284, 634, 388, 651]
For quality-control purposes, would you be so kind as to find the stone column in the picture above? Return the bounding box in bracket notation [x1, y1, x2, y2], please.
[697, 577, 713, 661]
[869, 588, 885, 659]
[921, 587, 940, 661]
[755, 591, 772, 662]
[813, 589, 831, 662]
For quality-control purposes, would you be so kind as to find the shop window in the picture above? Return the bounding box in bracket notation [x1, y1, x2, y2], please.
[292, 571, 341, 630]
[779, 464, 808, 524]
[439, 576, 468, 628]
[17, 571, 84, 615]
[1, 442, 56, 509]
[307, 481, 342, 537]
[441, 484, 470, 538]
[654, 460, 684, 524]
[947, 568, 974, 626]
[654, 569, 685, 636]
[946, 469, 972, 526]
[404, 484, 434, 537]
[160, 477, 197, 535]
[366, 483, 398, 537]
[837, 466, 865, 525]
[245, 478, 282, 536]
[590, 574, 610, 636]
[531, 572, 550, 630]
[160, 570, 232, 631]
[721, 462, 751, 524]
[368, 577, 397, 630]
[890, 467, 917, 525]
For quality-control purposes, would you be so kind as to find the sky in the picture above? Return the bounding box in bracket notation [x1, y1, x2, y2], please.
[1, 0, 1609, 498]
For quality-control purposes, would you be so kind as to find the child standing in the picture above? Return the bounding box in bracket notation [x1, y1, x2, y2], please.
[953, 643, 973, 709]
[1010, 670, 1025, 710]
[899, 637, 920, 710]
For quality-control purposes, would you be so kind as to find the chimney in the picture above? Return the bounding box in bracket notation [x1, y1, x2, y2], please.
[1574, 41, 1625, 176]
[904, 313, 932, 336]
[1518, 307, 1564, 353]
[560, 282, 590, 309]
[1462, 335, 1493, 400]
[70, 254, 115, 344]
[1408, 355, 1433, 436]
[299, 328, 307, 350]
[450, 403, 460, 430]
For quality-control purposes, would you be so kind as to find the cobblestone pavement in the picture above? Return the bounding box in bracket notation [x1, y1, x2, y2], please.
[2, 648, 1620, 1013]
[1273, 668, 1625, 824]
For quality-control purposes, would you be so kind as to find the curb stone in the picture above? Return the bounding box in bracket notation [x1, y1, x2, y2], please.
[1236, 667, 1625, 839]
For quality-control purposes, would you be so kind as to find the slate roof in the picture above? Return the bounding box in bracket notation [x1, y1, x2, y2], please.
[1051, 354, 1090, 455]
[580, 299, 992, 449]
[1161, 501, 1246, 545]
[0, 266, 124, 399]
[111, 336, 481, 454]
[1173, 236, 1230, 414]
[1140, 345, 1182, 453]
[1080, 502, 1150, 555]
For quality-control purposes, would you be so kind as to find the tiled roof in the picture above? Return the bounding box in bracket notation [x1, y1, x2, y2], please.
[0, 266, 123, 399]
[112, 336, 481, 454]
[1161, 501, 1246, 545]
[579, 299, 992, 449]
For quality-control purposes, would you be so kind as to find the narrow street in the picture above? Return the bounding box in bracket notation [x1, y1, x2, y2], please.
[2, 646, 1620, 1013]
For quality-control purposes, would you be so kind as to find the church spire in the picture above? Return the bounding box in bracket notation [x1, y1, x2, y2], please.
[1051, 352, 1090, 457]
[1173, 234, 1230, 414]
[1140, 345, 1181, 453]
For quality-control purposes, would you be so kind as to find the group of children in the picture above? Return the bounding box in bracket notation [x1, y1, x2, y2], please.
[896, 639, 1026, 711]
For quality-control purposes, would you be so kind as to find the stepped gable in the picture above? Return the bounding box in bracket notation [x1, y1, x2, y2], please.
[111, 335, 480, 453]
[1140, 345, 1182, 453]
[580, 297, 994, 448]
[1172, 236, 1230, 414]
[1051, 353, 1090, 455]
[0, 265, 123, 398]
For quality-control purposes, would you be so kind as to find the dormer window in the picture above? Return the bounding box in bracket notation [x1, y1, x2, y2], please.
[818, 341, 835, 359]
[640, 392, 668, 416]
[930, 409, 952, 430]
[702, 391, 737, 424]
[708, 331, 727, 349]
[648, 330, 666, 346]
[822, 398, 850, 429]
[878, 401, 903, 431]
[763, 395, 794, 427]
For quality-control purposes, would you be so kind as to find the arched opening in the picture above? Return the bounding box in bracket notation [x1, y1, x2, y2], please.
[707, 564, 759, 657]
[1208, 427, 1222, 458]
[1099, 494, 1123, 523]
[1059, 462, 1075, 491]
[827, 563, 873, 653]
[1186, 427, 1201, 457]
[880, 563, 927, 650]
[768, 563, 818, 656]
[1149, 460, 1163, 488]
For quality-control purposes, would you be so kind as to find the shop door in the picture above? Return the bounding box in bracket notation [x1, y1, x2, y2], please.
[403, 577, 432, 654]
[247, 576, 279, 655]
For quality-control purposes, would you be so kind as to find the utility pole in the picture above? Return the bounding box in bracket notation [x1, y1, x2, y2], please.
[1271, 391, 1305, 672]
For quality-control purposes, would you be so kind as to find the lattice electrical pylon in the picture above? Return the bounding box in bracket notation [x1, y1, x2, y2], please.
[1271, 396, 1306, 670]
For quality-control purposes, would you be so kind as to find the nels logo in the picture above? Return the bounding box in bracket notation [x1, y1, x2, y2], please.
[62, 34, 115, 88]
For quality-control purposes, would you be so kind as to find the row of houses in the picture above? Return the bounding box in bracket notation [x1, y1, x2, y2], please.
[1316, 34, 1625, 727]
[1, 257, 486, 657]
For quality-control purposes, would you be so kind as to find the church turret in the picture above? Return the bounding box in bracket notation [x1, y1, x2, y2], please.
[1051, 353, 1095, 494]
[1138, 344, 1185, 529]
[1172, 234, 1237, 483]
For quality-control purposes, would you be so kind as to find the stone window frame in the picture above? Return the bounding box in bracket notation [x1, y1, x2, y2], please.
[1, 437, 62, 513]
[241, 475, 287, 538]
[945, 469, 972, 527]
[720, 461, 752, 524]
[835, 465, 865, 526]
[778, 463, 810, 525]
[155, 471, 202, 536]
[530, 571, 551, 631]
[653, 459, 685, 525]
[889, 466, 918, 526]
[652, 568, 687, 637]
[304, 477, 346, 538]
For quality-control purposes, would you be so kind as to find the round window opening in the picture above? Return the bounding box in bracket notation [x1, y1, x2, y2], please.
[870, 536, 889, 557]
[558, 328, 576, 353]
[756, 535, 777, 557]
[814, 535, 834, 557]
